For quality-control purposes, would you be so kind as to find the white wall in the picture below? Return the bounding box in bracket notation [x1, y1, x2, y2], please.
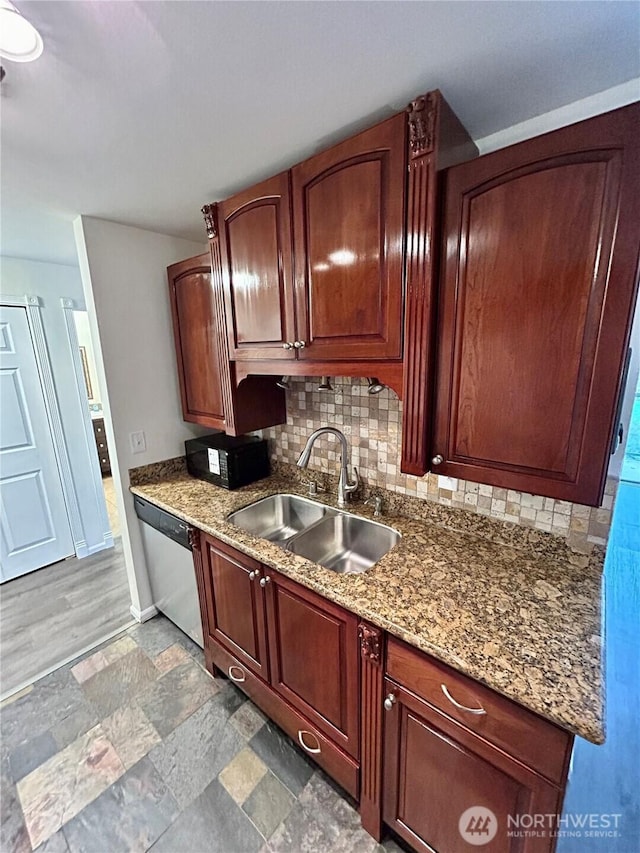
[0, 256, 111, 553]
[73, 217, 207, 618]
[474, 78, 640, 154]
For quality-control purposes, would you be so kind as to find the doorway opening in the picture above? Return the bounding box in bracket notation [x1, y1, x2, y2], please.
[72, 309, 120, 538]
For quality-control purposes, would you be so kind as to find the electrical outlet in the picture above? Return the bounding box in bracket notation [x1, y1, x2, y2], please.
[129, 430, 146, 454]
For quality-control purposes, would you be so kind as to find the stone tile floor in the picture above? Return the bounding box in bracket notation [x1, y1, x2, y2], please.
[1, 615, 405, 853]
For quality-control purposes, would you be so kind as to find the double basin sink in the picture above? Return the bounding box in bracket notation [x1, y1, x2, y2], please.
[227, 493, 401, 574]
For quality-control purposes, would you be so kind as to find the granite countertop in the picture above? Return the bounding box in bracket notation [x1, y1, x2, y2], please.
[130, 462, 605, 745]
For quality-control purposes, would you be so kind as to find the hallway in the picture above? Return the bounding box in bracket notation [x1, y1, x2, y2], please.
[0, 541, 132, 700]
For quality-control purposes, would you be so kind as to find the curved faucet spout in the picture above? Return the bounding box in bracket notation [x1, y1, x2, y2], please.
[296, 427, 358, 506]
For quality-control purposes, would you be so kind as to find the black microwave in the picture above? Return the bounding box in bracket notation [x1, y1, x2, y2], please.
[185, 432, 270, 490]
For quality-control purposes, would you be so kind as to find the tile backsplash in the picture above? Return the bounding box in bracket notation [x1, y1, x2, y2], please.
[261, 377, 616, 552]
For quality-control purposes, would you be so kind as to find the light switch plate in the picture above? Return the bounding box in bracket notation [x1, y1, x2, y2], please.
[129, 430, 146, 454]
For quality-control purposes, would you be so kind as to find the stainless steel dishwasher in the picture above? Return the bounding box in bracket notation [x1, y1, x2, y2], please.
[134, 496, 203, 648]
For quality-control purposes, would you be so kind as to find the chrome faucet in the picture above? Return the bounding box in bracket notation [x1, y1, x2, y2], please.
[297, 427, 359, 507]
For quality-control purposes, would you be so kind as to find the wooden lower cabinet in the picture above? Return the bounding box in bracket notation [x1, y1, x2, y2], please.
[199, 532, 360, 796]
[200, 535, 269, 681]
[265, 571, 359, 759]
[195, 530, 571, 853]
[383, 680, 566, 853]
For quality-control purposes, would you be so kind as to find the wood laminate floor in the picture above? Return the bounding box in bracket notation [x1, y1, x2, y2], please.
[0, 540, 132, 700]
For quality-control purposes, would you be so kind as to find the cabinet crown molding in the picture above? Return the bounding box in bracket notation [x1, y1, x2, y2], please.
[201, 203, 218, 240]
[407, 92, 437, 159]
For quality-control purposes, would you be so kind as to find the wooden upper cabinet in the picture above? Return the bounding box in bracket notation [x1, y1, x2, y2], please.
[291, 113, 406, 361]
[168, 253, 225, 430]
[219, 173, 296, 361]
[430, 103, 640, 505]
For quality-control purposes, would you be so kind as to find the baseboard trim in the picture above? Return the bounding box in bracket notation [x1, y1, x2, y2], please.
[130, 604, 158, 623]
[85, 532, 115, 556]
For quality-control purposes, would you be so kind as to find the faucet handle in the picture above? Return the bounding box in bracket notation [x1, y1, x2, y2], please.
[345, 466, 359, 494]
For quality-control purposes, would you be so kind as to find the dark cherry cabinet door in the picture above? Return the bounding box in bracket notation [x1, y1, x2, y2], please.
[200, 534, 269, 681]
[219, 173, 296, 361]
[291, 113, 406, 361]
[383, 680, 563, 853]
[167, 254, 225, 430]
[265, 571, 359, 759]
[432, 103, 640, 505]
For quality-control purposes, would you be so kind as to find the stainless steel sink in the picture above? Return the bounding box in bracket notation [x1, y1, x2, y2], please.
[287, 512, 401, 574]
[228, 493, 401, 573]
[227, 494, 334, 544]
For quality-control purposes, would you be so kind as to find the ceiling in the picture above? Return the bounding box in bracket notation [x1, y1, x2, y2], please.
[1, 1, 639, 266]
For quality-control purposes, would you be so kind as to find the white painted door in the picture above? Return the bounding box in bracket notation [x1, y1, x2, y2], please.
[0, 305, 74, 581]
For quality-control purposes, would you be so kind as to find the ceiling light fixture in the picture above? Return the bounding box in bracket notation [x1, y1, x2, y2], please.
[0, 0, 43, 63]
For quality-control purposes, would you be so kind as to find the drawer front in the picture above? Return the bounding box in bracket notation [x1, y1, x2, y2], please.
[206, 639, 359, 799]
[386, 637, 572, 784]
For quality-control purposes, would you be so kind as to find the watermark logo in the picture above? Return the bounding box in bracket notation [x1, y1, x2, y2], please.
[459, 806, 498, 846]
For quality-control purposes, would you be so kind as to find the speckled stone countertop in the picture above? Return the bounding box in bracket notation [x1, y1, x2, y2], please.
[130, 460, 605, 744]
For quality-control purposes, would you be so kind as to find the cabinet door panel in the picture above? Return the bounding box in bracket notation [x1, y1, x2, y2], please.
[267, 573, 359, 758]
[383, 681, 563, 853]
[168, 255, 225, 429]
[433, 104, 640, 504]
[202, 536, 268, 680]
[219, 173, 296, 360]
[292, 113, 405, 361]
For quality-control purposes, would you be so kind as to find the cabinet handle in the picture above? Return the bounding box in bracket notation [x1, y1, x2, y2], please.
[441, 684, 486, 715]
[282, 342, 293, 350]
[298, 730, 321, 754]
[384, 693, 397, 711]
[228, 665, 246, 683]
[259, 576, 271, 587]
[431, 454, 444, 466]
[293, 340, 306, 349]
[249, 570, 257, 581]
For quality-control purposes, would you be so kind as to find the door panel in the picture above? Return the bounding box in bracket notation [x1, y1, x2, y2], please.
[202, 536, 268, 680]
[266, 572, 359, 758]
[168, 255, 225, 429]
[220, 173, 296, 360]
[292, 113, 406, 361]
[432, 104, 640, 504]
[0, 306, 74, 581]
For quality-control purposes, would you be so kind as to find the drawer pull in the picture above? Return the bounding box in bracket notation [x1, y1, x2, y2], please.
[249, 570, 258, 581]
[228, 665, 246, 683]
[298, 730, 321, 754]
[441, 684, 486, 715]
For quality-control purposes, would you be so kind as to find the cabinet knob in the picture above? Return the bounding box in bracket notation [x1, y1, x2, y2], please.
[293, 340, 306, 349]
[282, 342, 294, 350]
[384, 693, 397, 711]
[431, 454, 444, 466]
[249, 570, 257, 581]
[259, 576, 271, 587]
